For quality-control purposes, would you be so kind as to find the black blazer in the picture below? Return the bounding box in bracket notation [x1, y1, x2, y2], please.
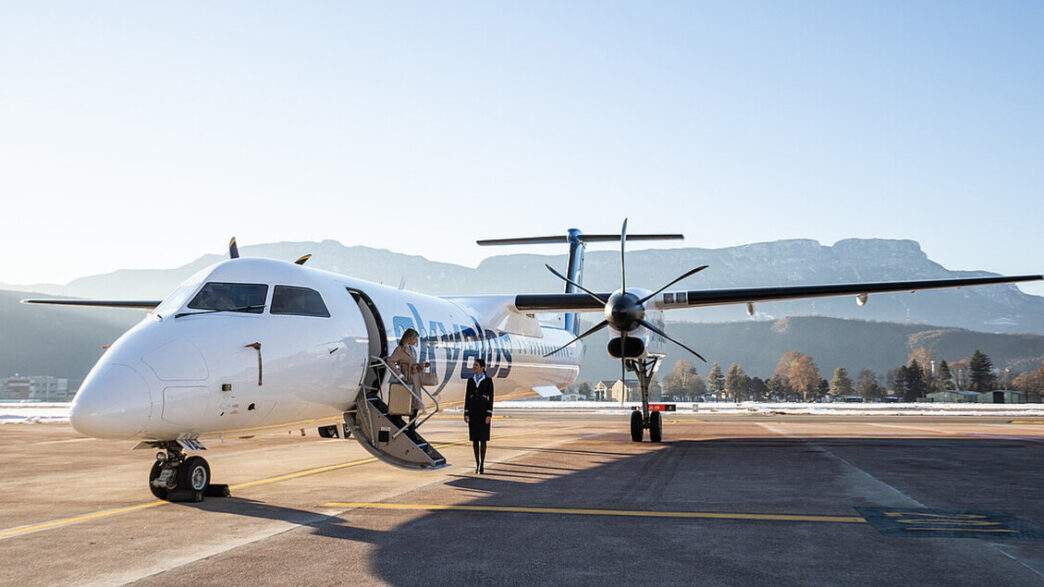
[464, 375, 494, 417]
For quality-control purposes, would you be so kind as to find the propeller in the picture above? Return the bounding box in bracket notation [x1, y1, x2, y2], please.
[543, 219, 708, 368]
[544, 264, 606, 304]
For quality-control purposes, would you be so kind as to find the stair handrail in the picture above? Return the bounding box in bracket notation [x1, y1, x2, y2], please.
[369, 355, 440, 439]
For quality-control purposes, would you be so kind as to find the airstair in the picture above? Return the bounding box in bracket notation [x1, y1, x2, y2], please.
[343, 356, 447, 470]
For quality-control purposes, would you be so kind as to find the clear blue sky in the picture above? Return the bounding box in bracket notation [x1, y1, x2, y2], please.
[1, 2, 1041, 293]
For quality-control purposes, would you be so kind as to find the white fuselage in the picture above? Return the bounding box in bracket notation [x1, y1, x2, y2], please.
[70, 258, 581, 441]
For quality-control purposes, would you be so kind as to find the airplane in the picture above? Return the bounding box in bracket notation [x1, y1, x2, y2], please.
[22, 221, 1042, 502]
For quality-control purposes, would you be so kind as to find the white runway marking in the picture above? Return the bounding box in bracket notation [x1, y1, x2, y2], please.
[32, 437, 94, 446]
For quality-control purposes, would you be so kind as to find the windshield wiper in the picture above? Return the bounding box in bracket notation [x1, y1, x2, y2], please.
[174, 305, 266, 319]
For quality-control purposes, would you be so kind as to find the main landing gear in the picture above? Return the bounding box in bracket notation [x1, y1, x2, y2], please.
[146, 441, 230, 502]
[627, 356, 663, 443]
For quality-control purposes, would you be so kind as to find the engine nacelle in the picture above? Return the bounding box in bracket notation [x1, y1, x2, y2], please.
[608, 336, 646, 359]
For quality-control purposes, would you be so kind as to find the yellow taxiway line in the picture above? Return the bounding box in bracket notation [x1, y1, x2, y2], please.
[0, 502, 169, 540]
[0, 427, 575, 541]
[320, 502, 867, 524]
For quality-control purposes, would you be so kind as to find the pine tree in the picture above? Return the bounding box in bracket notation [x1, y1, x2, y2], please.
[816, 378, 830, 399]
[938, 360, 953, 390]
[893, 365, 909, 400]
[906, 359, 926, 401]
[830, 367, 853, 398]
[707, 362, 725, 396]
[969, 349, 996, 392]
[747, 377, 769, 401]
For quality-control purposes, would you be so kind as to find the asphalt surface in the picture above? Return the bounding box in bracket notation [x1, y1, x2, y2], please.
[2, 412, 1044, 586]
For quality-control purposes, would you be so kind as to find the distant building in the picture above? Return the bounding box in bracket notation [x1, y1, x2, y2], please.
[926, 390, 981, 403]
[925, 389, 1038, 404]
[978, 390, 1029, 404]
[0, 374, 71, 401]
[592, 380, 617, 401]
[603, 379, 662, 403]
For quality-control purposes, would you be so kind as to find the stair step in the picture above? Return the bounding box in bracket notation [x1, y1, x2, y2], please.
[344, 390, 446, 471]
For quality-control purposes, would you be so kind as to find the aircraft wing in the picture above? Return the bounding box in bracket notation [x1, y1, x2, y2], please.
[21, 299, 161, 309]
[512, 274, 1042, 312]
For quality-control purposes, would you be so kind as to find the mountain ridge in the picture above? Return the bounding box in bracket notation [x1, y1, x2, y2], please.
[4, 237, 1042, 335]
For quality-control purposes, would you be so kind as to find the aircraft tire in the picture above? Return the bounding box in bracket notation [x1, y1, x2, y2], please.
[178, 456, 211, 493]
[630, 410, 643, 442]
[649, 411, 662, 443]
[148, 461, 169, 500]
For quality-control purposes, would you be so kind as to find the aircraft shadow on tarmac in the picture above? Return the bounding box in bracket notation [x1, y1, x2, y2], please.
[277, 436, 1044, 585]
[176, 497, 393, 545]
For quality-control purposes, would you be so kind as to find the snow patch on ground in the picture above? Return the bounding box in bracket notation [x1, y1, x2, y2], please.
[4, 401, 1044, 424]
[0, 402, 72, 424]
[495, 400, 1044, 417]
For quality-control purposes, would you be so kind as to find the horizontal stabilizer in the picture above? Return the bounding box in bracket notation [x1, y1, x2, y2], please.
[477, 234, 682, 246]
[21, 299, 160, 309]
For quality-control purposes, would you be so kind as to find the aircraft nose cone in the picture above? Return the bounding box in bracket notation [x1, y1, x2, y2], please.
[70, 363, 153, 440]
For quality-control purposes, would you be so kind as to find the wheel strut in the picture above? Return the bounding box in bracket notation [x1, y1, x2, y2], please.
[146, 441, 228, 502]
[626, 356, 664, 443]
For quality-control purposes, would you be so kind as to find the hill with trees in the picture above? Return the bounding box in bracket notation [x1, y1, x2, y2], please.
[577, 316, 1044, 383]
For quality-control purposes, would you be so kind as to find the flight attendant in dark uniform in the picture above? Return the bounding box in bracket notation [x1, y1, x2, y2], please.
[464, 357, 494, 474]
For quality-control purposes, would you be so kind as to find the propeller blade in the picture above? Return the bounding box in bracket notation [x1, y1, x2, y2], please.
[295, 254, 312, 265]
[544, 264, 607, 304]
[638, 318, 707, 363]
[638, 265, 710, 305]
[620, 218, 628, 293]
[543, 320, 609, 357]
[229, 237, 240, 259]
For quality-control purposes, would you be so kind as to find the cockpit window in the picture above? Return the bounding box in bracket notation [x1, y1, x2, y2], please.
[271, 285, 330, 317]
[153, 281, 201, 317]
[187, 283, 268, 313]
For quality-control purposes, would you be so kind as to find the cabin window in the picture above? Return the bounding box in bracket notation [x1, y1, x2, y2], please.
[271, 285, 331, 317]
[187, 282, 267, 313]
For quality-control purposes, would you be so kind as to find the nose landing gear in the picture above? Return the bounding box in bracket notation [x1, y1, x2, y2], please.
[144, 441, 229, 502]
[627, 357, 664, 443]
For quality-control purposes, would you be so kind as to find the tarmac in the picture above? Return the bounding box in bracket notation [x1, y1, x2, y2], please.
[2, 412, 1044, 586]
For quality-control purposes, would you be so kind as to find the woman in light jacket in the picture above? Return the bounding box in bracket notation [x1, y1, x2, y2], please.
[388, 328, 429, 418]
